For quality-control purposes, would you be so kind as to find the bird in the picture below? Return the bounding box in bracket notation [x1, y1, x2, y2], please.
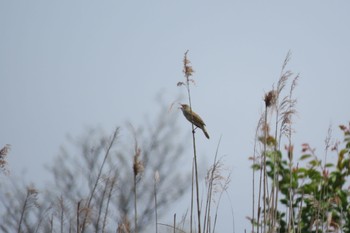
[180, 104, 210, 139]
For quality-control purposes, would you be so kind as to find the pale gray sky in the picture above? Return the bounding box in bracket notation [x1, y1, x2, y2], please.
[1, 1, 350, 232]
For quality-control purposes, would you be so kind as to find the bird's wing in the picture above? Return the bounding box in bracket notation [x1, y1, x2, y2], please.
[192, 111, 206, 127]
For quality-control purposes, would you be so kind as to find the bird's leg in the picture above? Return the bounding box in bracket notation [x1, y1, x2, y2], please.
[192, 126, 198, 134]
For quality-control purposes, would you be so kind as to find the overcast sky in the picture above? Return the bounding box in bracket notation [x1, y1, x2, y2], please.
[1, 1, 350, 232]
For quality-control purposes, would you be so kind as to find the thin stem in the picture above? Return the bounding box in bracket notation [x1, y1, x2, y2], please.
[77, 201, 81, 233]
[102, 176, 116, 233]
[187, 82, 201, 233]
[203, 137, 222, 233]
[263, 105, 268, 233]
[183, 50, 201, 233]
[81, 128, 119, 233]
[96, 177, 109, 232]
[18, 190, 30, 233]
[257, 145, 263, 233]
[252, 116, 263, 233]
[50, 214, 54, 233]
[272, 104, 279, 231]
[134, 173, 138, 233]
[154, 178, 158, 233]
[157, 223, 187, 233]
[190, 160, 194, 233]
[60, 197, 64, 233]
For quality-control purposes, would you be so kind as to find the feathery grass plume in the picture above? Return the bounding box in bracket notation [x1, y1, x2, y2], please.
[52, 195, 67, 233]
[183, 50, 195, 78]
[279, 75, 299, 143]
[177, 50, 195, 87]
[202, 137, 233, 233]
[273, 52, 299, 231]
[27, 186, 39, 204]
[204, 156, 232, 233]
[18, 186, 39, 233]
[205, 160, 226, 199]
[133, 145, 143, 233]
[212, 173, 232, 233]
[133, 148, 144, 177]
[117, 216, 131, 233]
[204, 160, 221, 233]
[275, 52, 299, 148]
[264, 90, 277, 108]
[0, 144, 11, 174]
[78, 200, 92, 231]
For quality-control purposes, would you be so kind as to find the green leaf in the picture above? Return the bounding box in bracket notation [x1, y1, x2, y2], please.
[280, 198, 288, 205]
[306, 168, 322, 181]
[309, 159, 321, 167]
[300, 154, 312, 160]
[251, 164, 261, 170]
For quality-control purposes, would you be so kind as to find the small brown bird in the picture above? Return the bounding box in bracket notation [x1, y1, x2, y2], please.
[180, 104, 210, 139]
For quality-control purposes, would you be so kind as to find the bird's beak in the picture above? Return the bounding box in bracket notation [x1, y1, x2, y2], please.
[178, 103, 184, 109]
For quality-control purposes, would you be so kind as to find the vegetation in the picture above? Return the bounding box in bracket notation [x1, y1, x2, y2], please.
[1, 51, 349, 233]
[0, 104, 190, 233]
[250, 52, 350, 233]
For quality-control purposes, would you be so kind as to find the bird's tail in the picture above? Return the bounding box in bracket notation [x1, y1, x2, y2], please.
[202, 126, 210, 139]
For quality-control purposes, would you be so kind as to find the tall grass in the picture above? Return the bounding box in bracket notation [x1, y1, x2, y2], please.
[177, 51, 231, 233]
[252, 51, 299, 233]
[181, 50, 201, 233]
[80, 127, 119, 233]
[2, 51, 350, 233]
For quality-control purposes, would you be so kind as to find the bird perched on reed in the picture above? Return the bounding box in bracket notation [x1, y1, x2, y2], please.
[180, 104, 210, 139]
